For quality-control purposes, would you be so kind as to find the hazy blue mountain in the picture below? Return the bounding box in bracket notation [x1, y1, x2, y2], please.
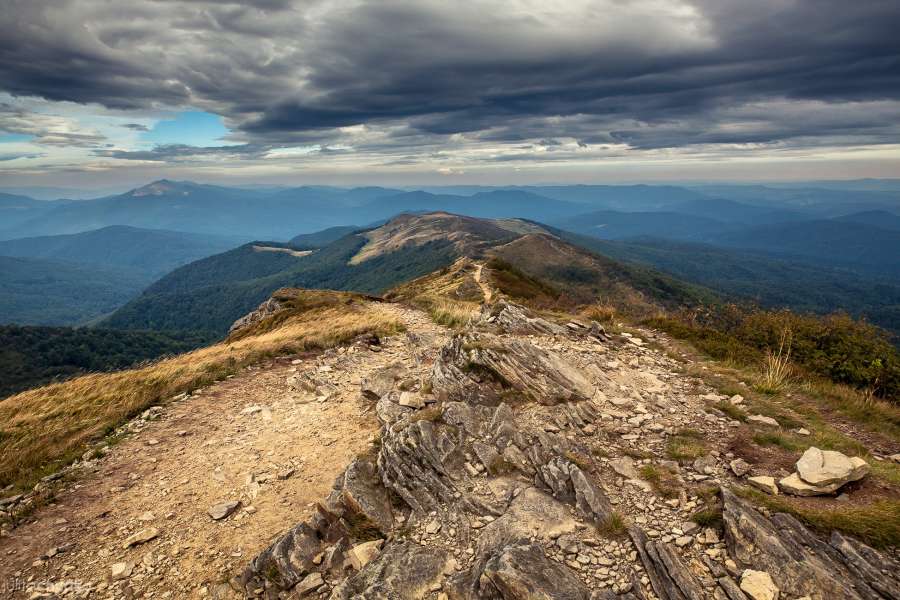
[3, 180, 405, 240]
[520, 185, 706, 211]
[357, 189, 584, 222]
[666, 197, 804, 225]
[709, 219, 900, 278]
[551, 210, 729, 241]
[0, 225, 245, 278]
[0, 256, 148, 326]
[289, 226, 361, 248]
[0, 192, 66, 232]
[833, 210, 900, 232]
[688, 184, 900, 216]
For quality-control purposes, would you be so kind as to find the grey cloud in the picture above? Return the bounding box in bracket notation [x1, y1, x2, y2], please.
[0, 103, 108, 147]
[1, 0, 898, 159]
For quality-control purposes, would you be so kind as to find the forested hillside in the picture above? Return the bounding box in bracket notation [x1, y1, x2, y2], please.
[0, 325, 209, 398]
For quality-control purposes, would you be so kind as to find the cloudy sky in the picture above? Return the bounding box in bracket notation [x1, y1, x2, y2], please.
[1, 0, 899, 187]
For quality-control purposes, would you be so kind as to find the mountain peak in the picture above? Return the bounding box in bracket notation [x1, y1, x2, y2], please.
[128, 179, 193, 197]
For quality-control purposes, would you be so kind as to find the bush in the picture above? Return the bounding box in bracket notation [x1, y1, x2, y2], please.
[648, 305, 900, 402]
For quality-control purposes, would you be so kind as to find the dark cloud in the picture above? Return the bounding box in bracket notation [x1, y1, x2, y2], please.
[122, 123, 150, 131]
[1, 0, 898, 157]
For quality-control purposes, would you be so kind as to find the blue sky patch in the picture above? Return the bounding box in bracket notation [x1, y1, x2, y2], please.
[141, 111, 230, 147]
[0, 133, 33, 143]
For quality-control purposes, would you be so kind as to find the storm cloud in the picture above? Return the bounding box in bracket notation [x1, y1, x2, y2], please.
[1, 0, 898, 177]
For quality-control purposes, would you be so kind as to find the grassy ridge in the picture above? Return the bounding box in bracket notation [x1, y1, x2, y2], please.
[0, 296, 403, 490]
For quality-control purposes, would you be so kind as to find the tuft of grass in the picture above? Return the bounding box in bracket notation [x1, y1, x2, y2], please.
[344, 509, 385, 541]
[597, 511, 627, 538]
[666, 428, 708, 461]
[0, 300, 404, 491]
[580, 303, 617, 324]
[737, 487, 900, 549]
[640, 464, 681, 499]
[690, 507, 723, 529]
[754, 328, 794, 394]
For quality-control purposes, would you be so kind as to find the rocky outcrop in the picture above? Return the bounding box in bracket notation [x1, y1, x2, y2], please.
[233, 301, 895, 600]
[722, 489, 898, 599]
[478, 300, 569, 336]
[629, 526, 706, 600]
[229, 297, 283, 335]
[432, 332, 595, 405]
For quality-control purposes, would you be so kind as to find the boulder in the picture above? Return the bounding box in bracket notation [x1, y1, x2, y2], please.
[479, 542, 591, 600]
[722, 489, 895, 599]
[795, 447, 868, 488]
[740, 570, 779, 600]
[778, 472, 841, 496]
[432, 333, 594, 405]
[397, 391, 425, 408]
[330, 541, 449, 599]
[294, 572, 324, 597]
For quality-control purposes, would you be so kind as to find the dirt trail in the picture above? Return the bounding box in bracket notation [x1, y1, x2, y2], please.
[0, 304, 448, 599]
[474, 262, 492, 304]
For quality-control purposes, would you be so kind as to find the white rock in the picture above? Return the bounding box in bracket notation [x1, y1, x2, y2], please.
[347, 539, 384, 570]
[398, 391, 425, 409]
[747, 476, 778, 495]
[796, 447, 868, 487]
[111, 562, 133, 581]
[740, 569, 779, 600]
[747, 415, 779, 427]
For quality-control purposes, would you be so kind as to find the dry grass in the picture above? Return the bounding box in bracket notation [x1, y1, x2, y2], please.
[597, 511, 628, 538]
[580, 303, 617, 324]
[640, 464, 681, 498]
[754, 328, 794, 394]
[0, 301, 403, 491]
[423, 298, 479, 329]
[737, 487, 900, 548]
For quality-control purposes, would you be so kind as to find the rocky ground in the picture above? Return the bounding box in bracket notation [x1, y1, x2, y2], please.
[1, 284, 897, 600]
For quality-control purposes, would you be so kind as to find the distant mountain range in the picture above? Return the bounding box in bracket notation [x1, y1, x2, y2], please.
[3, 178, 900, 335]
[5, 178, 899, 242]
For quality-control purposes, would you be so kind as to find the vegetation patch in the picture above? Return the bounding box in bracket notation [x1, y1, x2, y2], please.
[647, 306, 900, 402]
[597, 511, 628, 538]
[640, 464, 681, 498]
[737, 487, 900, 549]
[666, 428, 708, 461]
